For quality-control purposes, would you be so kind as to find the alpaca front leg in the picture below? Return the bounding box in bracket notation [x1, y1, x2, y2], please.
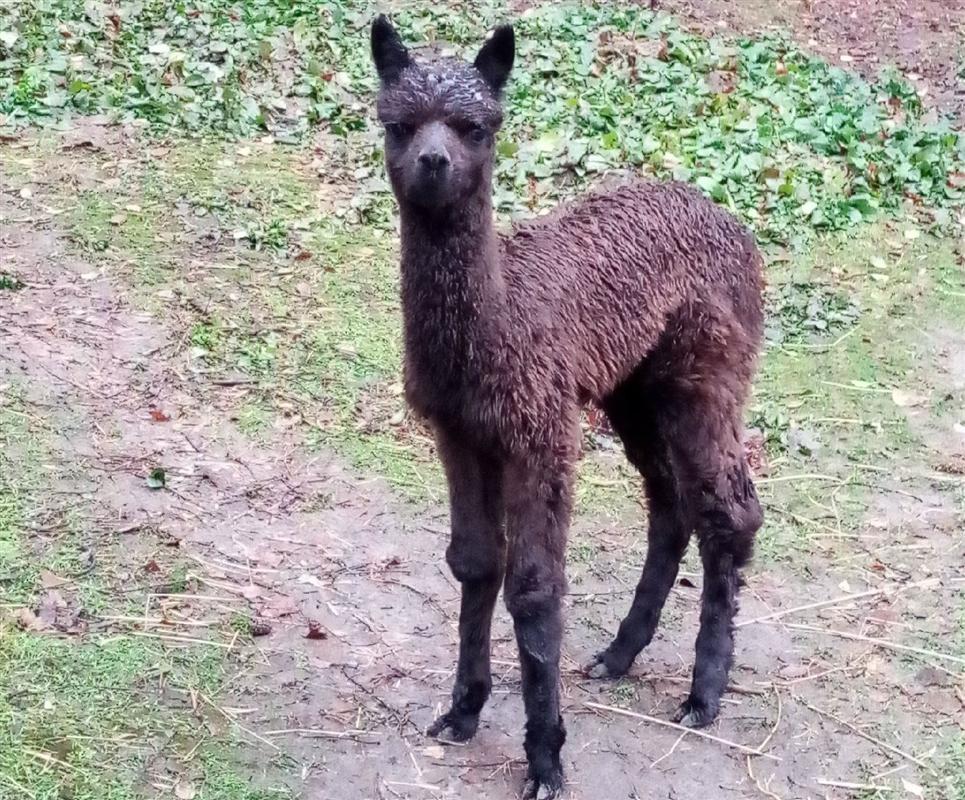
[427, 428, 505, 742]
[504, 461, 572, 800]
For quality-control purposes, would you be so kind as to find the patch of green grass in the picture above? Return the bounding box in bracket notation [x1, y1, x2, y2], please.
[0, 630, 288, 800]
[0, 273, 25, 290]
[747, 225, 964, 561]
[928, 733, 965, 800]
[608, 679, 638, 707]
[229, 612, 254, 636]
[190, 319, 222, 352]
[66, 189, 172, 288]
[234, 402, 274, 437]
[0, 386, 292, 800]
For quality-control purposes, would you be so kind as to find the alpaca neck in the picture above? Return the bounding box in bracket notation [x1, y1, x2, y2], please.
[398, 190, 505, 320]
[398, 189, 507, 385]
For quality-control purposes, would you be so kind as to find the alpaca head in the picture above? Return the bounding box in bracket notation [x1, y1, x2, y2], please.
[371, 15, 514, 214]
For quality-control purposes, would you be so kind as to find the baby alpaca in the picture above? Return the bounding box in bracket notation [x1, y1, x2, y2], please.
[371, 16, 765, 798]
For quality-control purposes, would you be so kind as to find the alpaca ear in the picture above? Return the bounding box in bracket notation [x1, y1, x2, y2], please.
[474, 25, 515, 94]
[371, 14, 411, 85]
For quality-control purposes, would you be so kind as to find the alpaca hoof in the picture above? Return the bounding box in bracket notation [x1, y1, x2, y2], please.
[522, 769, 564, 799]
[427, 710, 479, 743]
[584, 649, 631, 679]
[585, 660, 612, 680]
[672, 697, 718, 729]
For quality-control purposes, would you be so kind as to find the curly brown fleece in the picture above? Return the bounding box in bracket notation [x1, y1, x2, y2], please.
[372, 15, 765, 800]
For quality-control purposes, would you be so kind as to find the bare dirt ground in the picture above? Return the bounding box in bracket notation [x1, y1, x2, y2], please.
[654, 0, 965, 122]
[2, 129, 964, 800]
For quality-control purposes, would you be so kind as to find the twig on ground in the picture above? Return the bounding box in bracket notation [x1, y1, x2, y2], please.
[774, 662, 865, 687]
[263, 728, 380, 744]
[98, 614, 218, 627]
[871, 764, 908, 781]
[583, 702, 780, 761]
[127, 630, 234, 648]
[197, 690, 279, 751]
[0, 772, 37, 799]
[736, 578, 940, 628]
[816, 779, 895, 791]
[650, 731, 688, 768]
[23, 747, 75, 772]
[757, 686, 783, 753]
[384, 781, 443, 794]
[150, 593, 245, 604]
[756, 473, 843, 485]
[795, 695, 929, 769]
[747, 756, 783, 800]
[768, 621, 965, 666]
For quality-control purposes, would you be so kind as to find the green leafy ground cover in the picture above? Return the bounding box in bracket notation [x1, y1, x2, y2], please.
[2, 2, 962, 244]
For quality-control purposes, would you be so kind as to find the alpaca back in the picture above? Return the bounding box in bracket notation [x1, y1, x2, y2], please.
[498, 179, 764, 404]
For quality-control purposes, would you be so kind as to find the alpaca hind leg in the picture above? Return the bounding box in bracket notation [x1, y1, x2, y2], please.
[587, 471, 690, 677]
[427, 427, 505, 742]
[503, 456, 573, 800]
[587, 387, 692, 678]
[674, 446, 762, 728]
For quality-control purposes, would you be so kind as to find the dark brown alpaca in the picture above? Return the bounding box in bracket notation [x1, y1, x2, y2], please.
[372, 16, 765, 799]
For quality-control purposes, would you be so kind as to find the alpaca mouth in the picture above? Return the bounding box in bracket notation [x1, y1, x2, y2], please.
[409, 172, 451, 207]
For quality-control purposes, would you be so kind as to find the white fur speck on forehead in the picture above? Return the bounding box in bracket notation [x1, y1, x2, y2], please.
[378, 56, 502, 123]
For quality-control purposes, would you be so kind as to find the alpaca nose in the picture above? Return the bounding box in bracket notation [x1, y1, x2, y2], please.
[418, 150, 449, 172]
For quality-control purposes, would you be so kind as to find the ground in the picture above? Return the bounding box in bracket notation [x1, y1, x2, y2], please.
[1, 3, 964, 800]
[657, 0, 965, 123]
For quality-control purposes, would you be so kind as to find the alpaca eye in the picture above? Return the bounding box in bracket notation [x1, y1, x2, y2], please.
[385, 122, 413, 140]
[468, 126, 488, 145]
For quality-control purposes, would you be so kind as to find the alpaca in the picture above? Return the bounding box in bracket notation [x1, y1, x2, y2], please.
[371, 16, 765, 798]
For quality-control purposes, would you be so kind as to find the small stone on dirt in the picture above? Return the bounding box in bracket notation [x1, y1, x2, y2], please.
[240, 584, 262, 600]
[891, 388, 928, 408]
[173, 779, 197, 800]
[915, 665, 953, 687]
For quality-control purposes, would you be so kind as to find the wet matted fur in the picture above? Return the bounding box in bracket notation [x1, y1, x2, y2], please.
[371, 15, 765, 799]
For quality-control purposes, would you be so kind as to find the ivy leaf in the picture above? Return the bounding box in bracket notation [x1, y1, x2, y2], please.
[146, 468, 166, 490]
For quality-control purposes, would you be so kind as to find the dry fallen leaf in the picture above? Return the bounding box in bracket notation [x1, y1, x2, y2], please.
[174, 779, 197, 800]
[15, 607, 49, 631]
[922, 689, 964, 716]
[39, 569, 67, 589]
[305, 620, 328, 640]
[916, 666, 953, 688]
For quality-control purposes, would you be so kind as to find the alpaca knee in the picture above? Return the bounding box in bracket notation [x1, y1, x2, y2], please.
[700, 492, 762, 569]
[731, 492, 763, 567]
[505, 568, 564, 682]
[446, 538, 504, 585]
[504, 565, 564, 623]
